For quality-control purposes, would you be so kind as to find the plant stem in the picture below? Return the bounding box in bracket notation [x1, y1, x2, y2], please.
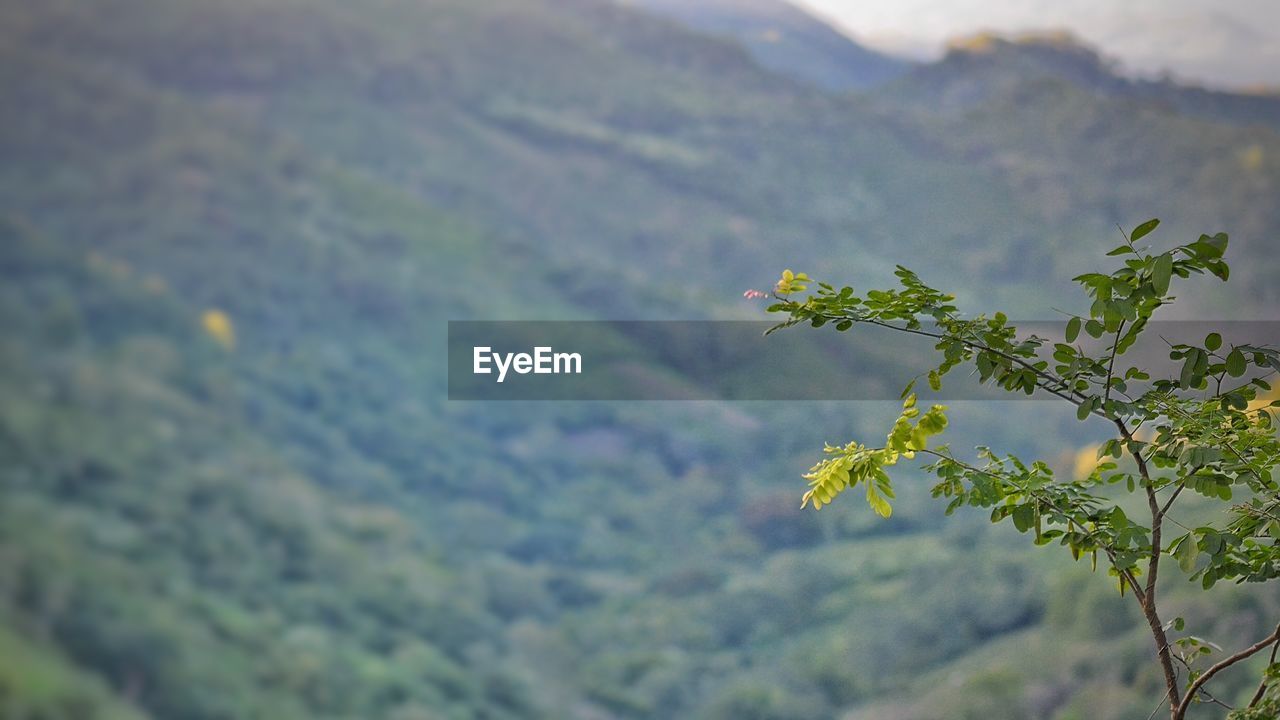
[1117, 417, 1181, 715]
[1174, 624, 1280, 720]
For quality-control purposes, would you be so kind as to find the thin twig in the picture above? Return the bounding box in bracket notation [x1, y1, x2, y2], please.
[1159, 484, 1186, 519]
[1174, 623, 1280, 719]
[1247, 634, 1280, 708]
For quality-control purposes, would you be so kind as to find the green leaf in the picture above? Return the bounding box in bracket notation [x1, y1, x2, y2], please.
[1199, 232, 1228, 257]
[1175, 532, 1197, 573]
[1180, 353, 1198, 388]
[1011, 504, 1034, 533]
[1152, 254, 1173, 295]
[866, 483, 892, 518]
[1205, 332, 1222, 351]
[1226, 348, 1246, 377]
[1065, 317, 1081, 343]
[1130, 218, 1160, 242]
[1077, 400, 1092, 421]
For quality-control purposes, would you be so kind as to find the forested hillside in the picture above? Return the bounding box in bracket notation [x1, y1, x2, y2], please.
[1, 0, 1279, 718]
[629, 0, 909, 90]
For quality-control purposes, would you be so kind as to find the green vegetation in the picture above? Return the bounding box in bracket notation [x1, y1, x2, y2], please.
[1, 0, 1279, 718]
[632, 0, 909, 90]
[769, 222, 1280, 718]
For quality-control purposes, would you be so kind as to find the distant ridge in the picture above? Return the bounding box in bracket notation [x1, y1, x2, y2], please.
[625, 0, 909, 90]
[899, 30, 1280, 130]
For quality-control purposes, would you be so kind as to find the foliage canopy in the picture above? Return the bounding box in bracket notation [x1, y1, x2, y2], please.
[769, 221, 1280, 719]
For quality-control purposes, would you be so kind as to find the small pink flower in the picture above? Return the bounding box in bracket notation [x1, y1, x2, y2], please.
[743, 289, 769, 300]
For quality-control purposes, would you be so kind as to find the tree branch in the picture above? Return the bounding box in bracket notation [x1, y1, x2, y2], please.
[1104, 319, 1125, 406]
[1159, 484, 1186, 520]
[795, 310, 1097, 411]
[916, 447, 1147, 604]
[1247, 632, 1280, 709]
[1116, 415, 1181, 713]
[1173, 652, 1235, 711]
[1174, 623, 1280, 720]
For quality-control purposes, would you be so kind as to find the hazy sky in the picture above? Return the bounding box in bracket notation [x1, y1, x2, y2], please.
[796, 0, 1280, 89]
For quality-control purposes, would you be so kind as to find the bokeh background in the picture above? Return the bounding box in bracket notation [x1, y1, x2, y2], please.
[1, 1, 1279, 718]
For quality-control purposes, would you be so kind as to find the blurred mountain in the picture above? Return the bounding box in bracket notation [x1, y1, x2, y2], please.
[889, 31, 1280, 130]
[2, 0, 1279, 719]
[626, 0, 910, 90]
